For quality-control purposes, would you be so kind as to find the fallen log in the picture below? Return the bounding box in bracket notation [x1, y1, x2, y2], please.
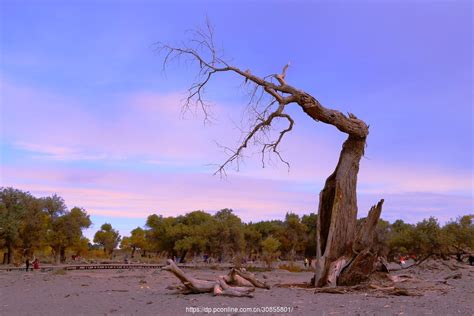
[162, 259, 215, 293]
[162, 259, 269, 297]
[228, 268, 270, 289]
[214, 277, 255, 298]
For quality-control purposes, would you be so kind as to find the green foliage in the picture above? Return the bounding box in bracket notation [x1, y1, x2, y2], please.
[0, 187, 91, 264]
[243, 225, 262, 258]
[40, 194, 67, 218]
[48, 206, 91, 263]
[386, 216, 474, 260]
[70, 237, 90, 256]
[261, 235, 281, 268]
[386, 219, 415, 258]
[2, 187, 472, 265]
[301, 213, 317, 257]
[411, 217, 442, 255]
[124, 227, 148, 257]
[137, 209, 474, 263]
[441, 215, 474, 255]
[212, 209, 245, 258]
[0, 188, 32, 263]
[19, 196, 49, 255]
[93, 223, 121, 255]
[279, 213, 307, 261]
[145, 214, 178, 255]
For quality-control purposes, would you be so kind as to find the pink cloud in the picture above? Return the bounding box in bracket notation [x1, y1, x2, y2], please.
[2, 165, 312, 219]
[2, 163, 472, 225]
[1, 79, 472, 225]
[2, 78, 239, 164]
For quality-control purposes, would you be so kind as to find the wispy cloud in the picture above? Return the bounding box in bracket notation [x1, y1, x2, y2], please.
[1, 78, 237, 165]
[14, 142, 109, 161]
[2, 164, 472, 226]
[1, 79, 472, 229]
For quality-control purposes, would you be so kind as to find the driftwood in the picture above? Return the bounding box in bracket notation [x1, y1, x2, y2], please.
[162, 260, 215, 293]
[162, 260, 269, 297]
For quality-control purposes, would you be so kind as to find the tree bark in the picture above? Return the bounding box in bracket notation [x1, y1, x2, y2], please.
[314, 135, 365, 286]
[314, 135, 384, 287]
[6, 243, 12, 264]
[60, 247, 66, 263]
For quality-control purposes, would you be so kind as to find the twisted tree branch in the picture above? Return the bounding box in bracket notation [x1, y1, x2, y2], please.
[156, 22, 368, 175]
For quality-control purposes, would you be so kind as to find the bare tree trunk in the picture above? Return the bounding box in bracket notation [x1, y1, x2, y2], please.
[60, 247, 66, 263]
[54, 247, 61, 265]
[314, 139, 383, 287]
[314, 135, 365, 286]
[6, 244, 12, 264]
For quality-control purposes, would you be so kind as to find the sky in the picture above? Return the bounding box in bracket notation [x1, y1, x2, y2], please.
[0, 0, 472, 239]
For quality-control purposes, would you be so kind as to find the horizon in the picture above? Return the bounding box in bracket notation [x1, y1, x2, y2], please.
[1, 1, 472, 240]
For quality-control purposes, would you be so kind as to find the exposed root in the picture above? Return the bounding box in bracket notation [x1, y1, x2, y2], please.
[281, 269, 452, 298]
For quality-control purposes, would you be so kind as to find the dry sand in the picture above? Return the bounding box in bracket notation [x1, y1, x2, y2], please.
[1, 261, 473, 316]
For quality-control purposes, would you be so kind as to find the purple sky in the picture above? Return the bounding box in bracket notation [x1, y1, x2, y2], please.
[1, 1, 472, 239]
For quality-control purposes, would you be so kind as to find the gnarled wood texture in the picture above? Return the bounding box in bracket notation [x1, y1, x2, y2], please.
[162, 260, 269, 297]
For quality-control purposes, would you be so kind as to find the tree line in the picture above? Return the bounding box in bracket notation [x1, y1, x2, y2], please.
[0, 187, 91, 264]
[1, 187, 472, 265]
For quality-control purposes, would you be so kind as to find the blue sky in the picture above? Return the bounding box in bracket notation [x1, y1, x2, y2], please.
[1, 0, 472, 239]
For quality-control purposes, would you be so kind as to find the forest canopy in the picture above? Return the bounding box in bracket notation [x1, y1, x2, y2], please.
[0, 187, 472, 265]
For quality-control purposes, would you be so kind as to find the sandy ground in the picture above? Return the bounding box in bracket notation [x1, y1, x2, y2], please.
[1, 261, 473, 316]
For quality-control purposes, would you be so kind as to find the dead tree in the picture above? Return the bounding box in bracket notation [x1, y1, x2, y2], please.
[157, 22, 384, 287]
[162, 259, 268, 297]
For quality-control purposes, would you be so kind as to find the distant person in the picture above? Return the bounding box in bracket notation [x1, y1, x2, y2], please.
[308, 258, 313, 268]
[399, 256, 406, 265]
[304, 258, 308, 268]
[32, 258, 40, 270]
[25, 258, 30, 272]
[469, 255, 474, 266]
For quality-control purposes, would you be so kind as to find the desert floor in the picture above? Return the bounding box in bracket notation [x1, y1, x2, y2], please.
[1, 260, 473, 316]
